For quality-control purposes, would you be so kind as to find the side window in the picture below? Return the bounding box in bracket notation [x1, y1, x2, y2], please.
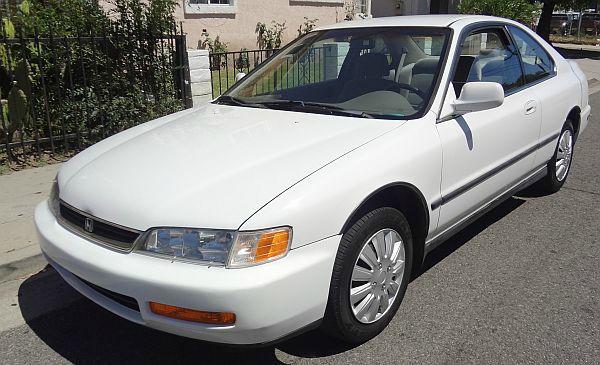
[508, 26, 555, 84]
[452, 28, 524, 96]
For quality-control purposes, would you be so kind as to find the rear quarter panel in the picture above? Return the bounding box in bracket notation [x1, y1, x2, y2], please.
[521, 29, 583, 167]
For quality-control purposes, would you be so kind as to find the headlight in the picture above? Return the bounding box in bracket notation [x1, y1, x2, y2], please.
[48, 179, 60, 217]
[136, 227, 291, 268]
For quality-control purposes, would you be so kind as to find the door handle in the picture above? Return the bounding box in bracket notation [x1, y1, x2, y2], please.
[524, 100, 537, 115]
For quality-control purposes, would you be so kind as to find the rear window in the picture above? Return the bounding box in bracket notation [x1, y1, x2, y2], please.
[508, 26, 555, 84]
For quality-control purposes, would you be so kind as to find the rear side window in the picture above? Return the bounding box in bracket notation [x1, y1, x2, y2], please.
[452, 28, 524, 96]
[508, 26, 555, 84]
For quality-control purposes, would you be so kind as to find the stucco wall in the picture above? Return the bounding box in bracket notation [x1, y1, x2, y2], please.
[177, 0, 349, 51]
[372, 0, 459, 17]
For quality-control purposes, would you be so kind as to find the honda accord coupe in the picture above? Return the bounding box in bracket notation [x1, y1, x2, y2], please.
[35, 15, 591, 345]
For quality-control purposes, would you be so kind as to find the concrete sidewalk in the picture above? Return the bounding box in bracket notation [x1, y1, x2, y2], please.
[0, 164, 61, 267]
[554, 44, 600, 94]
[0, 45, 599, 277]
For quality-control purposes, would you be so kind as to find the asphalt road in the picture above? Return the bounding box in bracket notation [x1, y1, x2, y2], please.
[1, 92, 599, 364]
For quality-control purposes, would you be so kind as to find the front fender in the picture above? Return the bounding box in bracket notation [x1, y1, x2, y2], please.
[239, 116, 443, 249]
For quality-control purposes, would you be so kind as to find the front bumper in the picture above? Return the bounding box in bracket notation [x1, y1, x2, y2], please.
[35, 201, 339, 345]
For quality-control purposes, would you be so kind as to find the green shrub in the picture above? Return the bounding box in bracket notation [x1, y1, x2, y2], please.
[0, 0, 185, 164]
[458, 0, 538, 24]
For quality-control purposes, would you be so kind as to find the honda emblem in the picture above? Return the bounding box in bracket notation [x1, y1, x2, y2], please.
[84, 218, 94, 233]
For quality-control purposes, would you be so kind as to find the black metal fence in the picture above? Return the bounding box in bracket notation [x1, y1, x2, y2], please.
[0, 22, 191, 166]
[209, 47, 331, 98]
[209, 48, 278, 97]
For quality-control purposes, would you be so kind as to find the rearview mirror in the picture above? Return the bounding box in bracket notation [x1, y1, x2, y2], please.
[452, 82, 504, 114]
[235, 73, 246, 82]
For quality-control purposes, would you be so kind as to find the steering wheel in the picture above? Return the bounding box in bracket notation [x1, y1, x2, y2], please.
[385, 83, 426, 107]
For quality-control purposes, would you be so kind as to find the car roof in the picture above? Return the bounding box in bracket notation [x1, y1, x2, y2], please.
[314, 14, 508, 31]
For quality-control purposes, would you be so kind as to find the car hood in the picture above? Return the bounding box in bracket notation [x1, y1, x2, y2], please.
[58, 104, 403, 231]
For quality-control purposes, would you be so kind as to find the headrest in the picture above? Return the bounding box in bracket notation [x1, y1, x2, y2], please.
[413, 57, 440, 75]
[480, 59, 507, 79]
[355, 53, 389, 79]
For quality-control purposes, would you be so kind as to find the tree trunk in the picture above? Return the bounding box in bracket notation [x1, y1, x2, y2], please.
[430, 0, 449, 14]
[537, 0, 557, 42]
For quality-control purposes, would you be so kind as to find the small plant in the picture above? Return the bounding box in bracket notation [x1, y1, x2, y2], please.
[297, 17, 318, 37]
[344, 1, 357, 21]
[199, 30, 229, 70]
[199, 30, 229, 53]
[255, 21, 286, 50]
[235, 48, 250, 71]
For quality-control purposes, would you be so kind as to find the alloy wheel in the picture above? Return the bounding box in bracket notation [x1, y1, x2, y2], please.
[556, 129, 573, 182]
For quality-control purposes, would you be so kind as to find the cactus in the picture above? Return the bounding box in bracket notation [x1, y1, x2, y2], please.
[14, 60, 33, 99]
[8, 82, 28, 127]
[3, 60, 33, 142]
[0, 86, 22, 144]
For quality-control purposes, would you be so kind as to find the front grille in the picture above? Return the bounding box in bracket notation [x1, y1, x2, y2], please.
[58, 202, 141, 251]
[77, 276, 140, 312]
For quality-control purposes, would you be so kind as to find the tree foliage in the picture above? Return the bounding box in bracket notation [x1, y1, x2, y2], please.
[458, 0, 538, 24]
[536, 0, 590, 41]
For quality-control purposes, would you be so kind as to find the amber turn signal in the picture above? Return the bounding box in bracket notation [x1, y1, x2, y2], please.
[149, 302, 236, 325]
[255, 230, 290, 262]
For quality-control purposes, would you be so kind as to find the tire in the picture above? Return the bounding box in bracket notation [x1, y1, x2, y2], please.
[534, 121, 575, 194]
[322, 207, 413, 344]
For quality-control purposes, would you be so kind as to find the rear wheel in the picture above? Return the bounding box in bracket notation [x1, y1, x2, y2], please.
[322, 207, 413, 344]
[535, 121, 575, 194]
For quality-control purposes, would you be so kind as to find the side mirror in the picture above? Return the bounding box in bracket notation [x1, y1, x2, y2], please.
[452, 82, 504, 115]
[235, 73, 246, 82]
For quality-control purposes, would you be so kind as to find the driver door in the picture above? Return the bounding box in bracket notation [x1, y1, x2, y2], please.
[435, 26, 542, 233]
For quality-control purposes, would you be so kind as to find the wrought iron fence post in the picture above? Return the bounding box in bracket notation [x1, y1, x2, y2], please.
[49, 28, 69, 154]
[179, 22, 192, 109]
[34, 26, 54, 154]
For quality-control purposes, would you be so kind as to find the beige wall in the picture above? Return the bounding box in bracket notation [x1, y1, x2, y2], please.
[178, 1, 350, 51]
[100, 0, 457, 52]
[371, 0, 459, 18]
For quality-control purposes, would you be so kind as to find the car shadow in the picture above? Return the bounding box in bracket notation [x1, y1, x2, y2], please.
[415, 197, 526, 277]
[18, 197, 525, 363]
[513, 183, 552, 199]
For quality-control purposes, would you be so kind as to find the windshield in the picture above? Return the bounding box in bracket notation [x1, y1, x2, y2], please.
[222, 27, 450, 119]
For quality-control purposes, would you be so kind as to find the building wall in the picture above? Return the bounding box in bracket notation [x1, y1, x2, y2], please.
[100, 1, 461, 52]
[176, 0, 348, 51]
[371, 0, 401, 17]
[372, 0, 458, 17]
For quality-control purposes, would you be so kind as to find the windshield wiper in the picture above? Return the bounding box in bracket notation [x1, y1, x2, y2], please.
[214, 95, 267, 109]
[256, 100, 373, 119]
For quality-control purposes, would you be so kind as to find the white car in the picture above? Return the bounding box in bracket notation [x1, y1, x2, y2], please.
[35, 15, 591, 345]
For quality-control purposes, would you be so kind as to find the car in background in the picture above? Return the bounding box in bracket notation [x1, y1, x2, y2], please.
[551, 13, 575, 35]
[581, 13, 600, 35]
[35, 15, 591, 345]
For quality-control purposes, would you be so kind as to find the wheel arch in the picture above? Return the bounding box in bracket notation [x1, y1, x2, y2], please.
[339, 182, 430, 275]
[566, 106, 581, 139]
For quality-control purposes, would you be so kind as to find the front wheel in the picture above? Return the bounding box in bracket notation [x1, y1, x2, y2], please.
[535, 121, 575, 194]
[322, 207, 413, 344]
